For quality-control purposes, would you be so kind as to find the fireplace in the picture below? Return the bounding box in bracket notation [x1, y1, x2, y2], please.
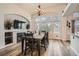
[17, 33, 25, 43]
[5, 32, 13, 45]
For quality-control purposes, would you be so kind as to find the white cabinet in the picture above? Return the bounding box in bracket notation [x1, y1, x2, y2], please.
[70, 34, 79, 55]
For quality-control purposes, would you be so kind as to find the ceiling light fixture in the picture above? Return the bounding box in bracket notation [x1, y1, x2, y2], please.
[37, 4, 41, 16]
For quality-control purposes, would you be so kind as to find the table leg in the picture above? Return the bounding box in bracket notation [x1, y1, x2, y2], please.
[21, 39, 24, 53]
[37, 39, 41, 56]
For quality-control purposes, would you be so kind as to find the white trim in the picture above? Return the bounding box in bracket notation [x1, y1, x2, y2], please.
[0, 43, 15, 49]
[70, 46, 79, 56]
[62, 3, 71, 16]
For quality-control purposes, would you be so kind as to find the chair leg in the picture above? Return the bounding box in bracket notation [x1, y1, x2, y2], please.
[44, 42, 46, 51]
[24, 49, 26, 55]
[44, 46, 46, 51]
[24, 46, 27, 55]
[31, 48, 33, 56]
[24, 43, 27, 56]
[31, 42, 33, 56]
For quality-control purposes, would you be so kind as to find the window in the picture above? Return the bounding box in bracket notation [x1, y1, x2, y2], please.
[36, 16, 53, 32]
[74, 20, 79, 34]
[37, 23, 52, 32]
[54, 21, 61, 33]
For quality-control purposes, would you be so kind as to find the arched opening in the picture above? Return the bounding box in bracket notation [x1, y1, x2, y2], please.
[4, 14, 30, 30]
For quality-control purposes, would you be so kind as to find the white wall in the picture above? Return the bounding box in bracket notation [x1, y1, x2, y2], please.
[61, 17, 68, 41]
[0, 4, 31, 49]
[0, 14, 5, 48]
[61, 14, 73, 41]
[62, 4, 79, 55]
[52, 33, 62, 40]
[0, 4, 31, 20]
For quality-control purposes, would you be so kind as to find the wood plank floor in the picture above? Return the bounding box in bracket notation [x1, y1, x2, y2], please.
[0, 39, 77, 56]
[43, 40, 77, 56]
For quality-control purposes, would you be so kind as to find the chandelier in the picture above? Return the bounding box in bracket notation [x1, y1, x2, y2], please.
[37, 4, 41, 16]
[31, 4, 43, 17]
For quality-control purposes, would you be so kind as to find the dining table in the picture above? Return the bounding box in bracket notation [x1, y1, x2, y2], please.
[21, 33, 45, 56]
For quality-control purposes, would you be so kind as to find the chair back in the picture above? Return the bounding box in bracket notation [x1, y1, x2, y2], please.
[24, 32, 33, 43]
[24, 31, 33, 37]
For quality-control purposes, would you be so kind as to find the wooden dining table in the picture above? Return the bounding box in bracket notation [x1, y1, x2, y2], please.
[21, 33, 44, 56]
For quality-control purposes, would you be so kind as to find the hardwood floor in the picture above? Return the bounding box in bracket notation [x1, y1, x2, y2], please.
[43, 40, 76, 56]
[0, 39, 77, 56]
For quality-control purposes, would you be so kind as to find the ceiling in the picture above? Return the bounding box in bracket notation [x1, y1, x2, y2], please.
[16, 3, 67, 15]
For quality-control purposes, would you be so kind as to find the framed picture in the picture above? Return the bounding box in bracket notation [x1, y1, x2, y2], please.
[67, 21, 71, 28]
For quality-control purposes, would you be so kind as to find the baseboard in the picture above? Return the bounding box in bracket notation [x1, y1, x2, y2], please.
[70, 46, 79, 56]
[0, 43, 15, 49]
[51, 38, 62, 40]
[0, 46, 6, 49]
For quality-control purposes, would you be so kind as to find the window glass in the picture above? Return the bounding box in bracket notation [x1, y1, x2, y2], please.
[54, 21, 61, 33]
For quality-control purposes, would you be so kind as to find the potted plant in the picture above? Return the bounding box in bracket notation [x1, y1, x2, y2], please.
[4, 19, 12, 30]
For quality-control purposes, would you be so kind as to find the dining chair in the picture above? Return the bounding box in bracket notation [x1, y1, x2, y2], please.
[41, 31, 49, 50]
[24, 33, 38, 56]
[41, 31, 48, 50]
[41, 33, 47, 51]
[46, 32, 49, 44]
